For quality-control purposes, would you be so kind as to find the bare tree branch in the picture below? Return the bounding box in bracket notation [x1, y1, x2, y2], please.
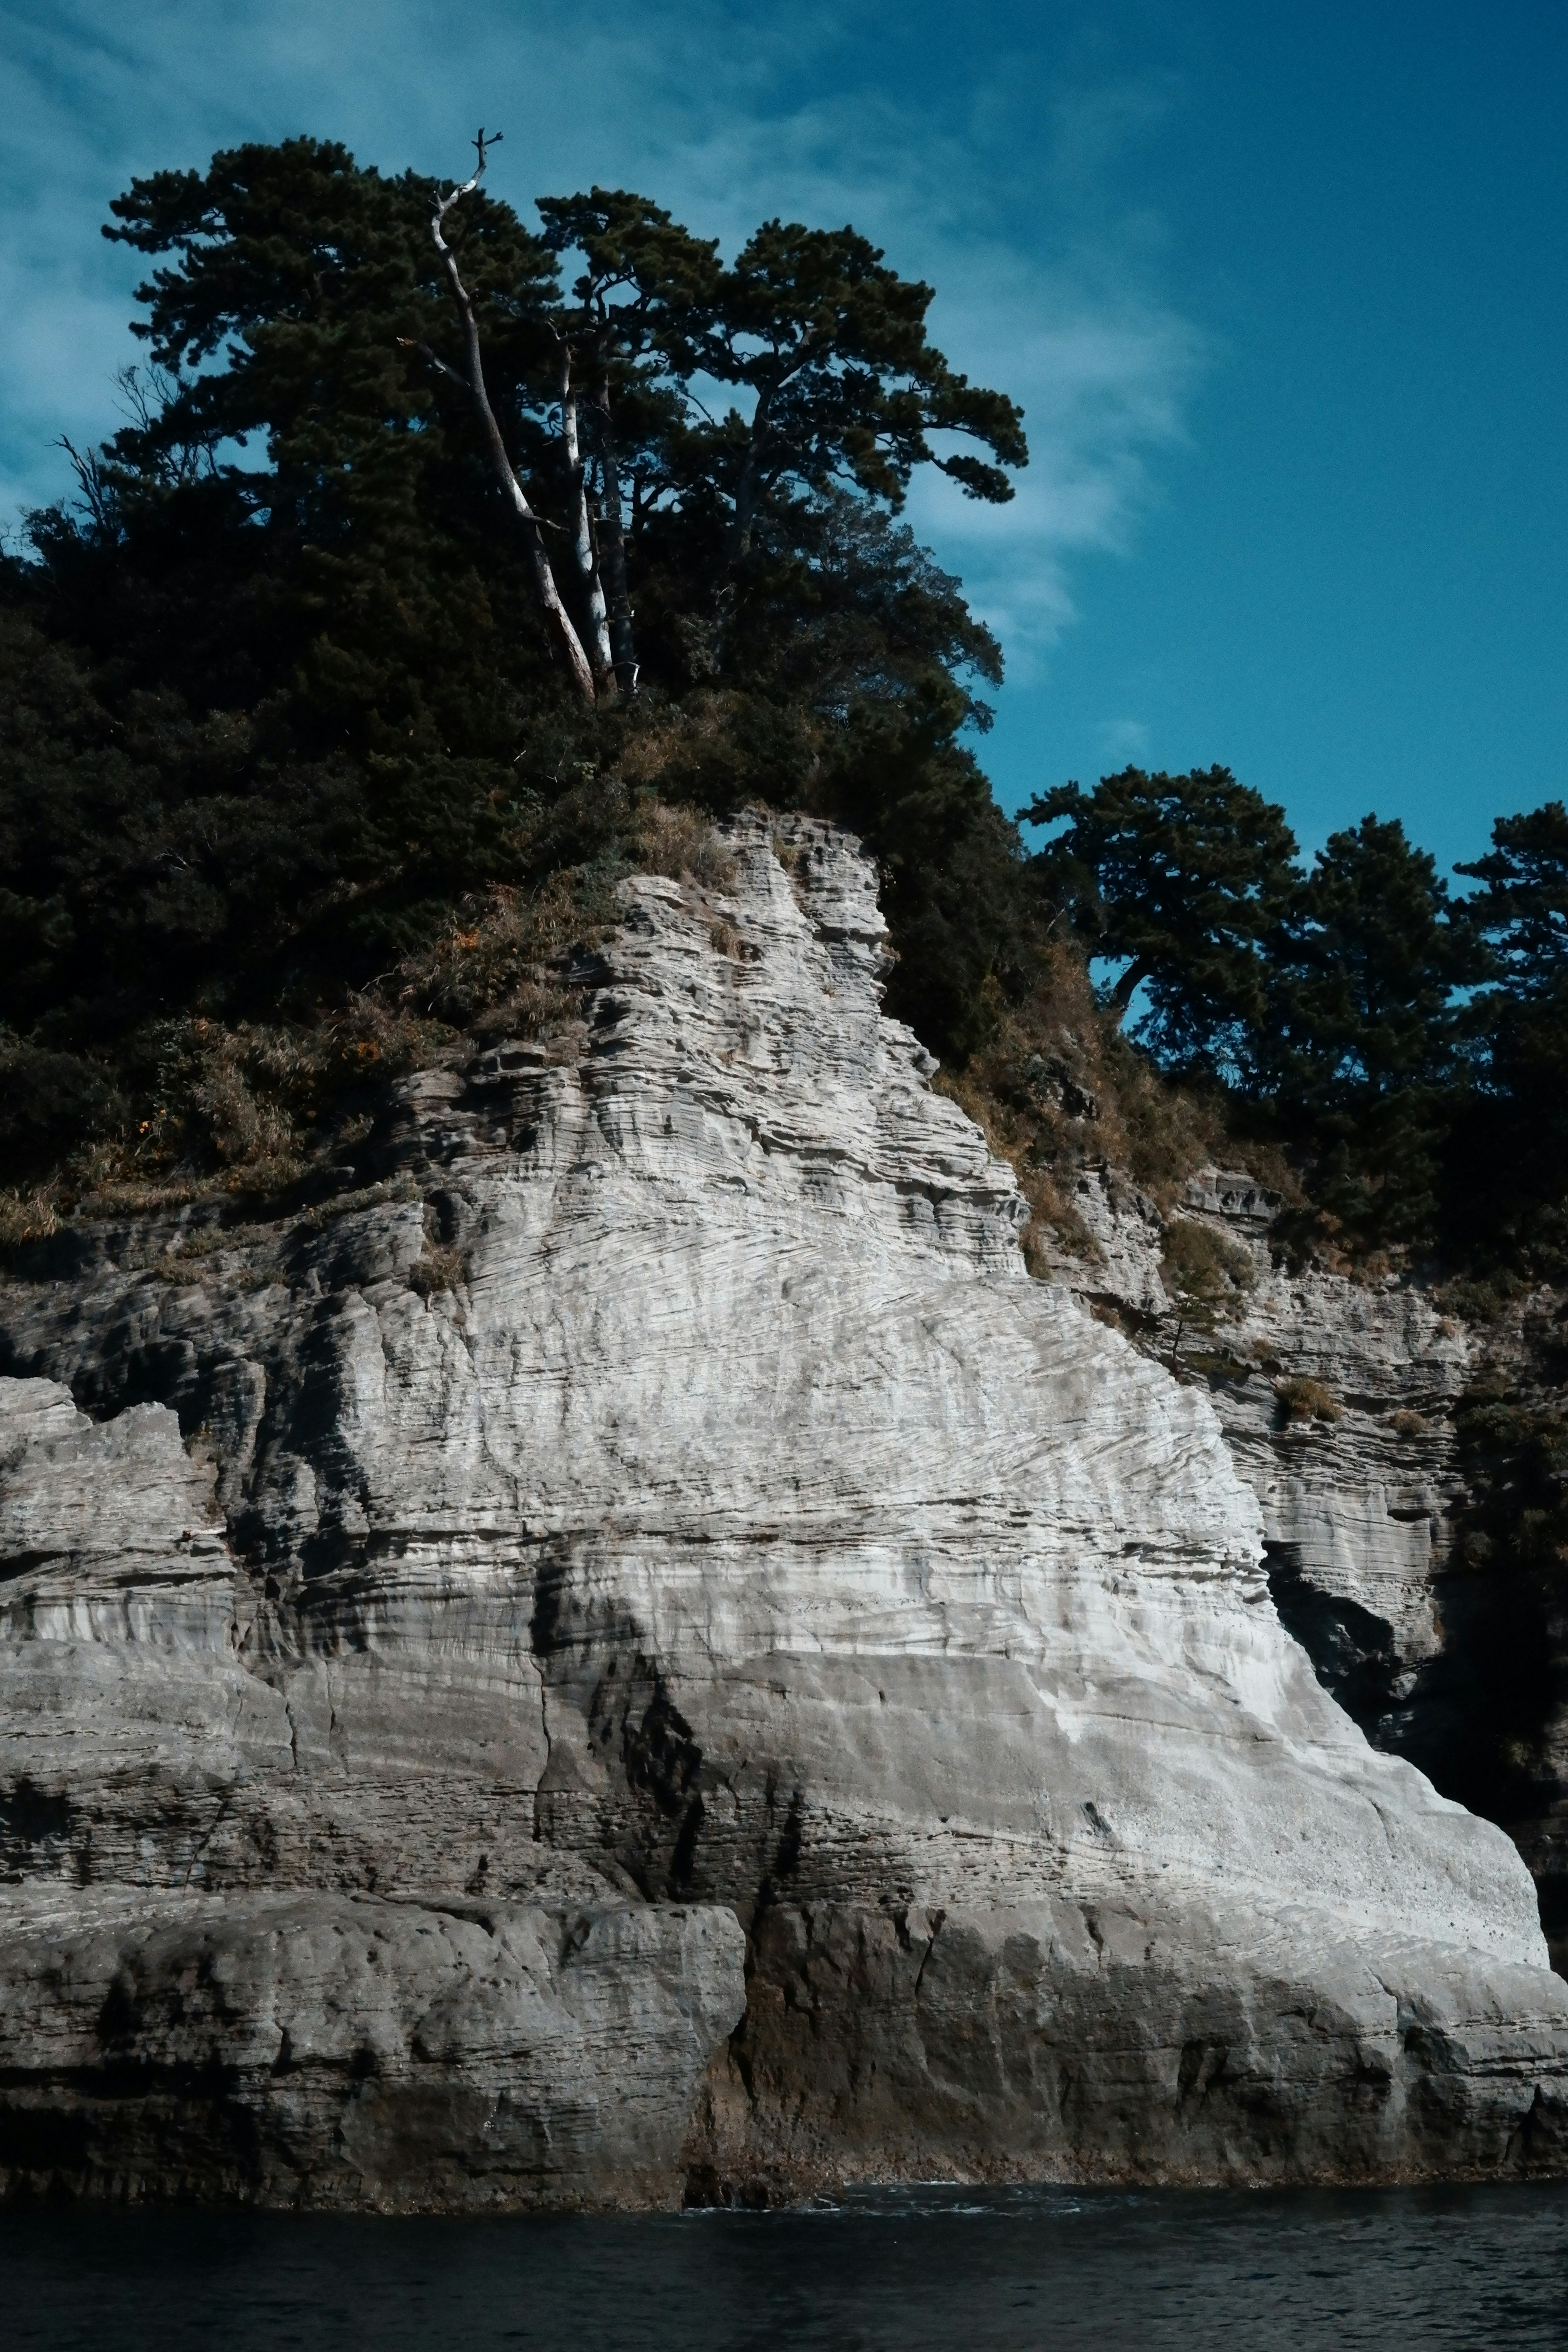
[396, 335, 466, 389]
[58, 437, 112, 533]
[428, 130, 598, 706]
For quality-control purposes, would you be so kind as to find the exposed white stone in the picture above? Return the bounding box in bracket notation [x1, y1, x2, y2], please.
[0, 813, 1563, 2201]
[1041, 1160, 1481, 1688]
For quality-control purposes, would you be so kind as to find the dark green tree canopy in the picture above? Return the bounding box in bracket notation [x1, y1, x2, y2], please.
[30, 139, 576, 748]
[50, 140, 1028, 731]
[530, 190, 1029, 678]
[535, 186, 722, 352]
[0, 131, 1042, 1209]
[1457, 800, 1568, 998]
[684, 218, 1028, 557]
[1443, 804, 1568, 1271]
[1018, 772, 1521, 1254]
[1258, 817, 1485, 1249]
[1024, 765, 1300, 1073]
[1265, 816, 1481, 1108]
[102, 136, 558, 451]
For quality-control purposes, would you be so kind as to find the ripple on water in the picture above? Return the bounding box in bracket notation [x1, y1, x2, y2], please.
[3, 2183, 1566, 2351]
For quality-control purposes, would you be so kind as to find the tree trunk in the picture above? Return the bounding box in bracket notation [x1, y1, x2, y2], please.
[590, 369, 639, 697]
[559, 345, 613, 690]
[430, 146, 597, 707]
[728, 390, 771, 564]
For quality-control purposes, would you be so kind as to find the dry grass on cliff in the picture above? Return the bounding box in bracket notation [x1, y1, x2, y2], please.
[935, 937, 1289, 1273]
[0, 995, 445, 1247]
[1, 799, 1285, 1267]
[0, 796, 738, 1250]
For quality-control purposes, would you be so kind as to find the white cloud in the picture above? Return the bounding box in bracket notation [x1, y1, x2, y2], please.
[0, 0, 1202, 680]
[1095, 716, 1152, 763]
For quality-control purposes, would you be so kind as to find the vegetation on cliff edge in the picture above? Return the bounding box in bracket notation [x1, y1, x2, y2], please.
[2, 133, 1566, 1297]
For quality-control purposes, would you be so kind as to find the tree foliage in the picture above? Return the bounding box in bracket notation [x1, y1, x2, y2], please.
[1026, 765, 1299, 1076]
[1024, 771, 1556, 1259]
[6, 131, 1568, 1285]
[1458, 801, 1568, 995]
[0, 136, 1042, 1212]
[681, 216, 1026, 555]
[1444, 803, 1568, 1271]
[1261, 817, 1484, 1247]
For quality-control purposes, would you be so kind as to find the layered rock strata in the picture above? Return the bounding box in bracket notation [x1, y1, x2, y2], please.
[1049, 1161, 1568, 1969]
[0, 815, 1565, 2203]
[1050, 1166, 1472, 1707]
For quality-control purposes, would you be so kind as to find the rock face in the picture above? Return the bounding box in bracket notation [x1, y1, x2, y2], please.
[1047, 1160, 1568, 1973]
[0, 1884, 742, 2209]
[1, 814, 1566, 2204]
[1049, 1166, 1475, 1715]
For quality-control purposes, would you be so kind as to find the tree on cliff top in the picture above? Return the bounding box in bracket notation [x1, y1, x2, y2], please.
[1261, 815, 1484, 1248]
[1445, 802, 1568, 1269]
[528, 187, 1028, 686]
[1, 135, 1041, 1208]
[1024, 766, 1300, 1076]
[1020, 770, 1503, 1255]
[91, 133, 1027, 718]
[677, 216, 1027, 559]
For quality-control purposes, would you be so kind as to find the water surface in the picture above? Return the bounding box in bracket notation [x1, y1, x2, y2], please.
[4, 2183, 1564, 2350]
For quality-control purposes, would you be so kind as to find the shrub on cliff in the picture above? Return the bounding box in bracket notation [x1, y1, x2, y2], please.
[1274, 1375, 1342, 1425]
[1160, 1218, 1256, 1332]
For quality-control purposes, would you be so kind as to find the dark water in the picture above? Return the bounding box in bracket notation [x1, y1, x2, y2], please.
[3, 2184, 1566, 2350]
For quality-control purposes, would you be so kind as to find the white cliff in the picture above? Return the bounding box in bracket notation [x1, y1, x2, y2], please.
[0, 813, 1563, 2204]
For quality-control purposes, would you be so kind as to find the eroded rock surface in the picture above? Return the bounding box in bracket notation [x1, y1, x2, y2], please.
[1044, 1158, 1568, 1970]
[0, 814, 1565, 2202]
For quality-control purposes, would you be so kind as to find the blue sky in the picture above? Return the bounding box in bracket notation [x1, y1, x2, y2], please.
[2, 0, 1564, 874]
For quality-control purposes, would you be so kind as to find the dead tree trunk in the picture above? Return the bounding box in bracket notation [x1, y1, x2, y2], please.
[589, 365, 639, 697]
[557, 342, 613, 690]
[729, 386, 773, 563]
[425, 132, 597, 707]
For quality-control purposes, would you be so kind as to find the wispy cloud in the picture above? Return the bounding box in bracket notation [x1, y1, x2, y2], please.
[0, 0, 1202, 677]
[1095, 716, 1153, 765]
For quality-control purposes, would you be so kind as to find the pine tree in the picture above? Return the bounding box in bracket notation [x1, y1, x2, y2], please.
[1023, 765, 1300, 1077]
[1, 136, 1040, 1196]
[1264, 816, 1483, 1248]
[1447, 802, 1568, 1267]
